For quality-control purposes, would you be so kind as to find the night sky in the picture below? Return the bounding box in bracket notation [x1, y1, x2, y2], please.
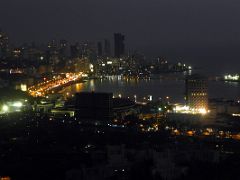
[1, 0, 240, 74]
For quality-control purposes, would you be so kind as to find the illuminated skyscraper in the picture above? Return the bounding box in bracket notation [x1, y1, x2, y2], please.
[114, 33, 125, 58]
[186, 74, 208, 110]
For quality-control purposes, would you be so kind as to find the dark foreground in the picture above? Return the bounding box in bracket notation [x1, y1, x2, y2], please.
[0, 113, 240, 180]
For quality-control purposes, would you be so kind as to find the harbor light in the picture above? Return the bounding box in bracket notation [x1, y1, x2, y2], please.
[12, 101, 23, 107]
[148, 95, 153, 101]
[134, 95, 137, 102]
[89, 64, 94, 72]
[224, 74, 239, 81]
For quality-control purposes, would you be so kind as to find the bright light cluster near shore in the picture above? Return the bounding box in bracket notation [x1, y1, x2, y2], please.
[224, 74, 239, 81]
[173, 105, 209, 115]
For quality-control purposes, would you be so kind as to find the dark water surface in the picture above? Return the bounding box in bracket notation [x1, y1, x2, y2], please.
[61, 76, 240, 103]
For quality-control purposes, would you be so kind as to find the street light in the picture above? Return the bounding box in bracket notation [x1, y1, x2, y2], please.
[2, 105, 9, 113]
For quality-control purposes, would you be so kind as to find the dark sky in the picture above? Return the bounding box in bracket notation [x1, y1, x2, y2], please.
[1, 0, 240, 74]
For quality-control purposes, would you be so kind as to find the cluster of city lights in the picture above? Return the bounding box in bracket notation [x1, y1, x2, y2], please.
[167, 126, 240, 140]
[224, 74, 240, 81]
[28, 72, 85, 97]
[173, 105, 209, 115]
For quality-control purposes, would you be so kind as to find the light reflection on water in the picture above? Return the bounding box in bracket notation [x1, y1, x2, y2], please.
[60, 77, 240, 103]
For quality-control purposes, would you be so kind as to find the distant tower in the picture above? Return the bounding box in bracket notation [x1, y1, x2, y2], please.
[48, 39, 58, 50]
[59, 40, 68, 57]
[0, 29, 10, 59]
[186, 74, 208, 110]
[70, 43, 81, 58]
[97, 41, 103, 57]
[104, 39, 111, 57]
[114, 33, 125, 58]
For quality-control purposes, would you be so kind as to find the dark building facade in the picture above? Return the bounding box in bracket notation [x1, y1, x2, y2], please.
[114, 33, 125, 58]
[97, 41, 103, 57]
[75, 92, 113, 122]
[70, 43, 81, 58]
[59, 39, 68, 58]
[104, 39, 111, 57]
[0, 29, 10, 59]
[186, 74, 208, 110]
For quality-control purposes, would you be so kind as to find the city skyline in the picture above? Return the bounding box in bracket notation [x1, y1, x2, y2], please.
[1, 0, 240, 74]
[0, 1, 240, 179]
[0, 27, 239, 75]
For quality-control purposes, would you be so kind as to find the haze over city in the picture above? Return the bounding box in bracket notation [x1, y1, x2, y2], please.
[1, 0, 240, 74]
[0, 0, 240, 180]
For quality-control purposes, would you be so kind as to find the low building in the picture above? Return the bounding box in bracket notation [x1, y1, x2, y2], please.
[75, 92, 113, 122]
[209, 99, 240, 115]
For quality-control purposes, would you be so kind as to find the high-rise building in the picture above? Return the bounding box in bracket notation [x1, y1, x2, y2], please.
[186, 74, 208, 111]
[114, 33, 125, 58]
[97, 41, 103, 57]
[104, 39, 111, 57]
[70, 43, 81, 58]
[59, 39, 68, 57]
[47, 39, 58, 51]
[0, 29, 10, 59]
